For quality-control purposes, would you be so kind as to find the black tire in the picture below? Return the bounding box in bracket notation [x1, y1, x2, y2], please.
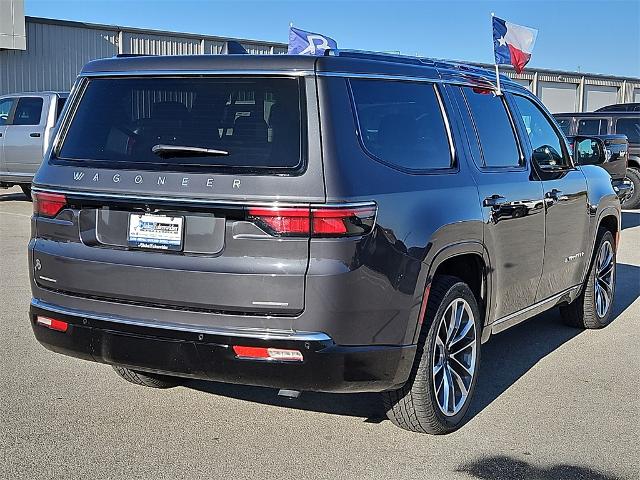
[622, 167, 640, 210]
[20, 184, 32, 201]
[559, 229, 616, 329]
[112, 365, 182, 389]
[383, 275, 482, 434]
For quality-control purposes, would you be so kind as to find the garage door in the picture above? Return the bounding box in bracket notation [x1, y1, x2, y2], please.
[583, 85, 618, 112]
[513, 79, 532, 91]
[539, 82, 578, 113]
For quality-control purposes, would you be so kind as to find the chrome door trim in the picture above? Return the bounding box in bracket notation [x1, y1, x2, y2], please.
[31, 298, 332, 342]
[490, 285, 580, 334]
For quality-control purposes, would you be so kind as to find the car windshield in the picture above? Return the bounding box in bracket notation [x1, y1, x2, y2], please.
[57, 77, 303, 172]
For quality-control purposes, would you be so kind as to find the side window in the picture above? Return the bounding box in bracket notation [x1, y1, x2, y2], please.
[56, 97, 67, 120]
[13, 97, 44, 126]
[615, 117, 640, 144]
[577, 118, 608, 135]
[556, 118, 572, 136]
[0, 98, 14, 126]
[577, 119, 601, 135]
[513, 95, 569, 168]
[599, 119, 609, 135]
[462, 87, 521, 168]
[349, 79, 452, 171]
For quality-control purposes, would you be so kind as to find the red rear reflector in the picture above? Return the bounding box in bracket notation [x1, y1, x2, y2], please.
[232, 345, 303, 362]
[36, 316, 68, 332]
[418, 282, 432, 325]
[33, 192, 67, 218]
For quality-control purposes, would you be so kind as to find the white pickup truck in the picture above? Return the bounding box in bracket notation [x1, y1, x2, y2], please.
[0, 91, 68, 199]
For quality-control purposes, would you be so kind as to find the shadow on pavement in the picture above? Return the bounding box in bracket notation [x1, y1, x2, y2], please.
[456, 455, 621, 480]
[621, 211, 639, 230]
[186, 263, 640, 425]
[0, 191, 29, 202]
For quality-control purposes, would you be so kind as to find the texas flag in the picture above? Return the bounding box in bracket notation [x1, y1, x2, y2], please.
[492, 16, 538, 74]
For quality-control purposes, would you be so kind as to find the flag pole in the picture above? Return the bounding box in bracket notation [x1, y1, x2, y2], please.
[491, 12, 502, 96]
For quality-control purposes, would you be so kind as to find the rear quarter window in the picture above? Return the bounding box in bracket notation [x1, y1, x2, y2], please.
[57, 77, 304, 173]
[615, 117, 640, 144]
[349, 79, 453, 171]
[461, 87, 521, 168]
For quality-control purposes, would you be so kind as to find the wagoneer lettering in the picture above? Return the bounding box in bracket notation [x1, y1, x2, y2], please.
[28, 51, 621, 435]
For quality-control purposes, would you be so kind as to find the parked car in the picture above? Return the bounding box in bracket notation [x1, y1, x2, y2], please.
[566, 134, 632, 202]
[29, 52, 620, 435]
[554, 110, 640, 208]
[0, 91, 68, 199]
[595, 102, 640, 112]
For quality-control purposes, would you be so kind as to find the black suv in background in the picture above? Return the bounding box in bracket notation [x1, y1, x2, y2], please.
[29, 52, 620, 434]
[555, 109, 640, 208]
[596, 102, 640, 112]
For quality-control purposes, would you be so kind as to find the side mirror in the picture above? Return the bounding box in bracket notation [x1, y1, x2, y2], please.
[571, 136, 606, 166]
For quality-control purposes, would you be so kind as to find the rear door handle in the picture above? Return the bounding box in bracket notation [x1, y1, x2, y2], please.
[30, 132, 41, 138]
[546, 189, 569, 202]
[483, 194, 507, 207]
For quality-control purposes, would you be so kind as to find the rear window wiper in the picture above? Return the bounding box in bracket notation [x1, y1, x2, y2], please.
[151, 144, 230, 159]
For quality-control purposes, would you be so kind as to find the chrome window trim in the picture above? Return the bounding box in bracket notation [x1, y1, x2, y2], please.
[31, 298, 332, 342]
[434, 84, 457, 168]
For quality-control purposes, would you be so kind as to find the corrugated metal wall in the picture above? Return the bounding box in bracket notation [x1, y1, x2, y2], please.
[123, 32, 200, 55]
[0, 18, 287, 95]
[2, 16, 639, 113]
[503, 69, 640, 112]
[0, 20, 117, 94]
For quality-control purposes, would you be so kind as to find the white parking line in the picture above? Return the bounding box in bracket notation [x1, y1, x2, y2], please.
[0, 211, 31, 218]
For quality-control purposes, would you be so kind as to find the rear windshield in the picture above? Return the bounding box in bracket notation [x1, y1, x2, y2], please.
[57, 77, 303, 172]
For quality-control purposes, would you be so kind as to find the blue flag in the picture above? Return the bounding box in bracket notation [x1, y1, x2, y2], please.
[288, 26, 337, 55]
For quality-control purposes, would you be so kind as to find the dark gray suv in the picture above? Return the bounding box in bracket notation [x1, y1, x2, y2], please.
[29, 52, 620, 434]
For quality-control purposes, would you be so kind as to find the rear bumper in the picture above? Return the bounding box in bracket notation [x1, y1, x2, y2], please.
[30, 300, 416, 393]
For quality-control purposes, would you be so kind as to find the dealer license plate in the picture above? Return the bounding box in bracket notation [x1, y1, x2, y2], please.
[128, 213, 184, 251]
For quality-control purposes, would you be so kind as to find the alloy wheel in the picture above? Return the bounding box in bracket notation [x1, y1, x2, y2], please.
[594, 240, 615, 318]
[432, 298, 477, 416]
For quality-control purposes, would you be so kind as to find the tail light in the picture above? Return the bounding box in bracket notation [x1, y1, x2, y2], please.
[247, 203, 376, 237]
[33, 191, 67, 218]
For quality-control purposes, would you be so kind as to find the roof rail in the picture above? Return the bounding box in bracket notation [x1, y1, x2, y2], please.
[325, 48, 511, 82]
[326, 48, 439, 66]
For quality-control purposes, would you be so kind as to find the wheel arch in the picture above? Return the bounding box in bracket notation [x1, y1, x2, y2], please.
[413, 242, 491, 344]
[578, 207, 620, 293]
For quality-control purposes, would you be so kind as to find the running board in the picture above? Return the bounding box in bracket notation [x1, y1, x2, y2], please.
[490, 285, 581, 335]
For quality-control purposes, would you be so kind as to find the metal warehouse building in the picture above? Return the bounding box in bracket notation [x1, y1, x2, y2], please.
[2, 13, 639, 113]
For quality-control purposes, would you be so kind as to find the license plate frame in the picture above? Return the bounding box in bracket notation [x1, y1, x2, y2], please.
[128, 213, 184, 251]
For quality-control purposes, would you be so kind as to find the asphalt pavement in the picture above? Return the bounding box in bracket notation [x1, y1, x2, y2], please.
[1, 186, 638, 480]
